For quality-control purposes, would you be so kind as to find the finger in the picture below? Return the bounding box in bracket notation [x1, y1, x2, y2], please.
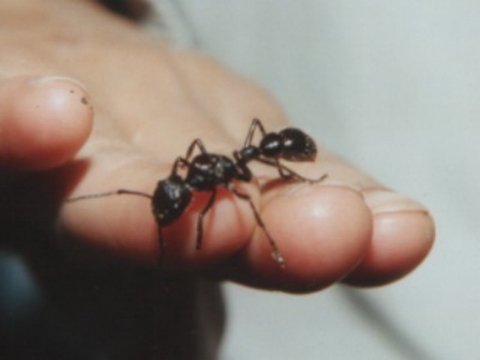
[59, 156, 253, 267]
[221, 183, 373, 293]
[309, 157, 435, 287]
[0, 76, 93, 171]
[60, 138, 434, 288]
[343, 189, 435, 286]
[215, 154, 435, 292]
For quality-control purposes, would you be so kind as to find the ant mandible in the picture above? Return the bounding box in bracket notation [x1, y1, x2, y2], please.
[67, 119, 326, 268]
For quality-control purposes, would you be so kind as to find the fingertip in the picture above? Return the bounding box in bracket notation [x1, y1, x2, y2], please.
[244, 185, 373, 292]
[343, 210, 435, 286]
[0, 75, 93, 171]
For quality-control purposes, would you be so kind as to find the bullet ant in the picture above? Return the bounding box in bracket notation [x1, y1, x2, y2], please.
[67, 119, 326, 267]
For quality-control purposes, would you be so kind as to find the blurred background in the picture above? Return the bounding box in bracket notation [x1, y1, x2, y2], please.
[160, 1, 479, 359]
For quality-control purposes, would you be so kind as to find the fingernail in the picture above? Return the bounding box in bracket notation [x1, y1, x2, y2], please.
[364, 190, 429, 215]
[30, 75, 88, 91]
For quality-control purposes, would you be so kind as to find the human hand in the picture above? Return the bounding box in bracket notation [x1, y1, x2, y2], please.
[0, 1, 434, 292]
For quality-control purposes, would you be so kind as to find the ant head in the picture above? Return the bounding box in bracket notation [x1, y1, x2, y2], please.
[278, 128, 317, 161]
[152, 175, 192, 226]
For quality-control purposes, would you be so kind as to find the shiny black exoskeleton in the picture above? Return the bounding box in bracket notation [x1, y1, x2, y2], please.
[235, 118, 324, 182]
[67, 119, 325, 267]
[151, 139, 254, 251]
[68, 137, 283, 265]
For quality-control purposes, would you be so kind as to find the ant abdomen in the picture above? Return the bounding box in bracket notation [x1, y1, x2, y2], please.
[244, 118, 317, 162]
[276, 128, 317, 162]
[258, 132, 283, 157]
[258, 128, 317, 161]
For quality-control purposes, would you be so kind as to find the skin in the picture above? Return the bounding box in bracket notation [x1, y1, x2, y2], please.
[0, 1, 436, 357]
[0, 0, 434, 291]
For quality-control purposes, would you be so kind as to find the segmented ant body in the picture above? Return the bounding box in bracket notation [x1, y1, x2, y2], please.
[67, 119, 325, 267]
[150, 138, 277, 260]
[235, 118, 323, 182]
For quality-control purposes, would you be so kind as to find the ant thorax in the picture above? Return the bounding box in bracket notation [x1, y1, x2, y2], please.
[185, 153, 238, 190]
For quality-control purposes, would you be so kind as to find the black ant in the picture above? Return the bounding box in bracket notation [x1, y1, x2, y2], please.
[235, 118, 326, 182]
[67, 119, 326, 268]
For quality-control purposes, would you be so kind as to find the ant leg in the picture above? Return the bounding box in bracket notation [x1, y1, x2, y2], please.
[256, 157, 327, 183]
[66, 189, 168, 264]
[185, 138, 208, 159]
[229, 186, 285, 268]
[233, 150, 253, 181]
[67, 189, 153, 202]
[170, 138, 209, 177]
[168, 139, 209, 177]
[274, 159, 327, 183]
[243, 118, 267, 148]
[68, 190, 169, 268]
[195, 188, 217, 250]
[170, 156, 191, 177]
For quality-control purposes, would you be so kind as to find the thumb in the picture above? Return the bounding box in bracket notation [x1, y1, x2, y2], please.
[0, 76, 93, 171]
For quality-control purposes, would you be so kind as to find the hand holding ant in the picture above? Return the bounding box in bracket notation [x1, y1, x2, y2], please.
[0, 3, 436, 359]
[0, 0, 433, 292]
[67, 119, 329, 269]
